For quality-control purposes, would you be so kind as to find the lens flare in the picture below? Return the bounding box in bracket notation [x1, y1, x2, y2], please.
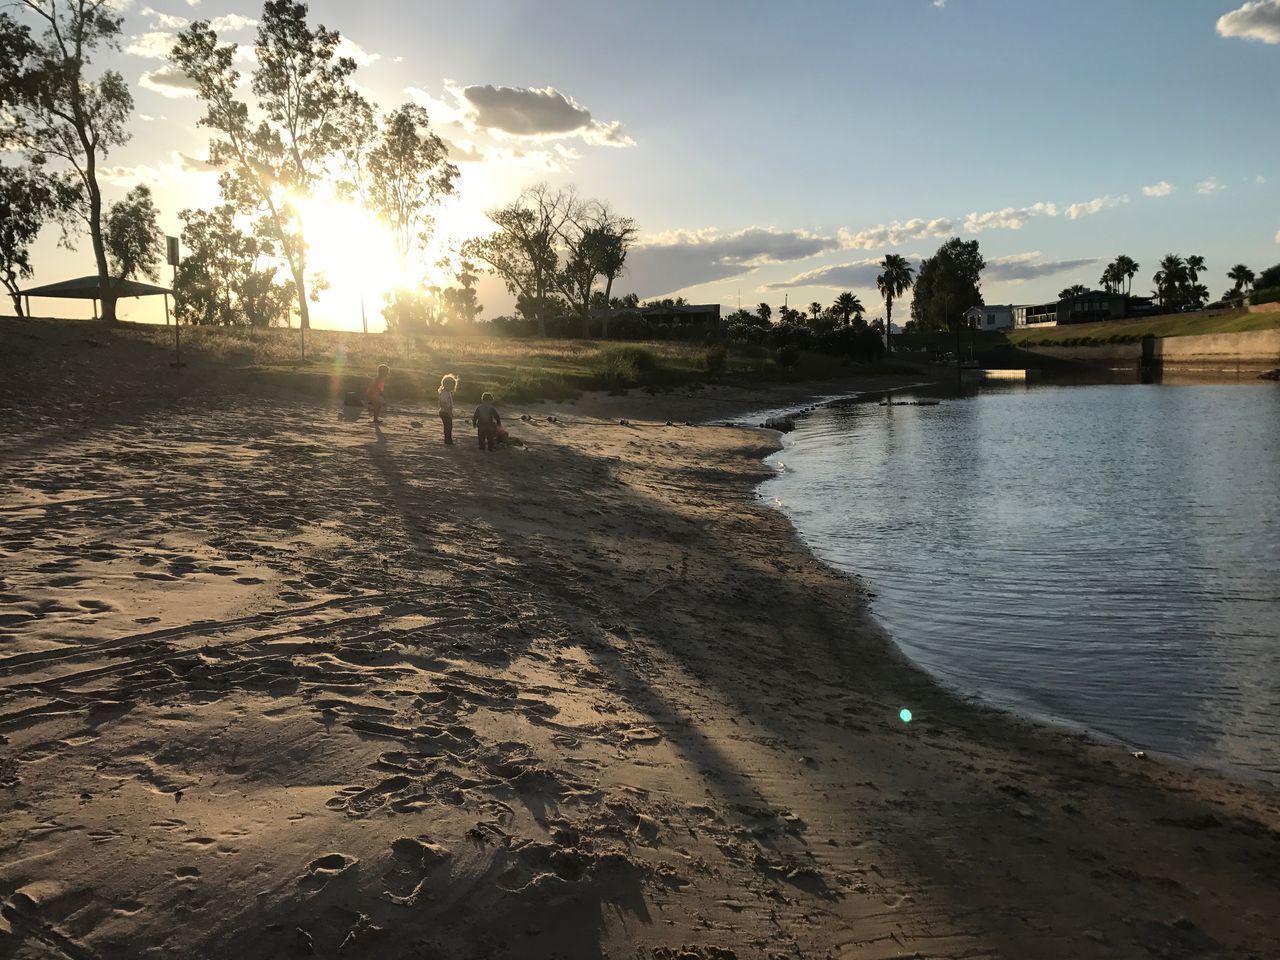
[899, 708, 913, 723]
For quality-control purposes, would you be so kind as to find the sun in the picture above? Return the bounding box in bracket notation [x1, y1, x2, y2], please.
[294, 197, 407, 331]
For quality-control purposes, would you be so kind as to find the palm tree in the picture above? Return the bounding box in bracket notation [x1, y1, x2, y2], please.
[1115, 254, 1139, 295]
[1156, 254, 1187, 308]
[1059, 284, 1088, 299]
[757, 302, 772, 323]
[1186, 255, 1205, 288]
[1100, 263, 1120, 293]
[1227, 264, 1256, 293]
[876, 254, 914, 351]
[833, 291, 864, 325]
[808, 301, 823, 324]
[1188, 282, 1209, 308]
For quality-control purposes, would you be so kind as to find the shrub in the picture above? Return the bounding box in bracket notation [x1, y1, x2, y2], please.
[599, 345, 658, 372]
[698, 346, 728, 376]
[816, 325, 885, 362]
[1250, 286, 1280, 306]
[777, 344, 801, 369]
[593, 345, 658, 389]
[499, 368, 578, 403]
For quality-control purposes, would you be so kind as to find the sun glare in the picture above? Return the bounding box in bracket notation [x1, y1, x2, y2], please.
[293, 198, 406, 331]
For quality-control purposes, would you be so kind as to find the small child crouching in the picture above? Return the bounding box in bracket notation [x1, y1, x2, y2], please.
[472, 392, 501, 452]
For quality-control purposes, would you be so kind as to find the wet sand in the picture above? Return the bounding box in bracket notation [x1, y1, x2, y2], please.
[1, 360, 1278, 959]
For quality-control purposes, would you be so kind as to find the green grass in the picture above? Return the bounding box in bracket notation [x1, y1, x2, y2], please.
[1006, 309, 1279, 347]
[14, 318, 896, 403]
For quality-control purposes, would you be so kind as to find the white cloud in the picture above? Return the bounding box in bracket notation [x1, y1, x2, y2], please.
[1275, 228, 1280, 244]
[626, 227, 841, 295]
[838, 217, 956, 250]
[1143, 180, 1174, 197]
[763, 257, 901, 291]
[409, 81, 633, 148]
[406, 83, 470, 128]
[963, 202, 1058, 232]
[1257, 175, 1267, 184]
[441, 138, 485, 163]
[336, 36, 380, 66]
[139, 65, 199, 98]
[1065, 194, 1128, 220]
[983, 251, 1102, 282]
[461, 84, 634, 147]
[140, 7, 188, 29]
[98, 151, 218, 188]
[125, 31, 176, 59]
[208, 14, 257, 33]
[1217, 1, 1280, 44]
[1198, 177, 1225, 195]
[933, 0, 946, 7]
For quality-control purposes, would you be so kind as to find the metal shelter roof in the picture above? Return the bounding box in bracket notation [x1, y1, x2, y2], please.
[20, 276, 172, 299]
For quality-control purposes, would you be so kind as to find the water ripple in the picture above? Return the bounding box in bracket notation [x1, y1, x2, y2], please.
[762, 383, 1280, 783]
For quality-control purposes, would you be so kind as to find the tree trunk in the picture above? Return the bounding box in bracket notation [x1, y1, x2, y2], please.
[293, 256, 310, 331]
[86, 167, 118, 323]
[884, 296, 893, 352]
[534, 281, 547, 338]
[602, 275, 615, 339]
[7, 289, 23, 317]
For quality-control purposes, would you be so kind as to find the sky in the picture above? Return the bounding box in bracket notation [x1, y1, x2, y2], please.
[9, 0, 1280, 329]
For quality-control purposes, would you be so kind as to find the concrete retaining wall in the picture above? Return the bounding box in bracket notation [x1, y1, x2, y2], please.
[1021, 342, 1141, 364]
[1154, 328, 1280, 363]
[1020, 328, 1280, 368]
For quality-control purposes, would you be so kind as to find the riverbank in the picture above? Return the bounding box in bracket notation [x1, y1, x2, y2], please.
[1, 360, 1277, 958]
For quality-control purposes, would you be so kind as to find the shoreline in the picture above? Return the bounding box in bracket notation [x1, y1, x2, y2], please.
[1, 366, 1278, 958]
[754, 385, 1280, 792]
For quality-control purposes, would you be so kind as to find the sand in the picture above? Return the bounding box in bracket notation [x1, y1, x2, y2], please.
[1, 346, 1278, 959]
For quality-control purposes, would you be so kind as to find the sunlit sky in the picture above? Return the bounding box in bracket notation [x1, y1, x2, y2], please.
[11, 0, 1280, 329]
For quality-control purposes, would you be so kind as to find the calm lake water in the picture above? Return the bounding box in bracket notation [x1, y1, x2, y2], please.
[759, 382, 1280, 783]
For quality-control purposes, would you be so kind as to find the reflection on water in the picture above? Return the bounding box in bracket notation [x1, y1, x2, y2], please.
[762, 382, 1280, 783]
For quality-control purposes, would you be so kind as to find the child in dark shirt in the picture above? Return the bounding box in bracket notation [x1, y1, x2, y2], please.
[472, 392, 501, 452]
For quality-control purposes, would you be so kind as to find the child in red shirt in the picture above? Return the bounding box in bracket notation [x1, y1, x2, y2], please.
[367, 364, 389, 424]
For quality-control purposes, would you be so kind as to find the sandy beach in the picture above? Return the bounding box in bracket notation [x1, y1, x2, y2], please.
[1, 338, 1278, 960]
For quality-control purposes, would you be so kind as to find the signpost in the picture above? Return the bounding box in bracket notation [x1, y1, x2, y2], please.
[167, 236, 184, 369]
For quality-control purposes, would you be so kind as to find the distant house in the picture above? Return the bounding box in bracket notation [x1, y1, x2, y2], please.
[964, 304, 1014, 331]
[1012, 290, 1128, 328]
[1058, 290, 1127, 324]
[1013, 302, 1059, 328]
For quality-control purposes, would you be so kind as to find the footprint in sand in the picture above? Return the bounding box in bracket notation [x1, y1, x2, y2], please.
[308, 853, 358, 875]
[299, 853, 358, 892]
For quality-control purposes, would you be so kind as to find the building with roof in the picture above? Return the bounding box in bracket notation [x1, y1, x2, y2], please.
[964, 304, 1015, 331]
[1012, 290, 1130, 328]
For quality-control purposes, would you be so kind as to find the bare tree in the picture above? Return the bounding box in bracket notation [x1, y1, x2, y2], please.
[466, 184, 579, 338]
